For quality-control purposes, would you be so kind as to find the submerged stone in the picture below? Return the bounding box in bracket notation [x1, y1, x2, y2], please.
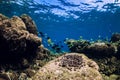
[0, 14, 41, 69]
[20, 14, 38, 36]
[0, 73, 11, 80]
[65, 39, 90, 53]
[111, 33, 120, 42]
[85, 42, 116, 57]
[32, 53, 103, 80]
[65, 37, 120, 77]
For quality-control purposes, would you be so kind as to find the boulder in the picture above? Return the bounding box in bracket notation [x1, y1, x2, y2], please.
[32, 53, 103, 80]
[20, 14, 38, 36]
[111, 33, 120, 42]
[85, 42, 116, 57]
[0, 14, 41, 64]
[65, 39, 90, 53]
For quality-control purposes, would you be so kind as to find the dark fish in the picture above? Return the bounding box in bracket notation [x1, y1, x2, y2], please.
[39, 32, 44, 37]
[47, 37, 50, 39]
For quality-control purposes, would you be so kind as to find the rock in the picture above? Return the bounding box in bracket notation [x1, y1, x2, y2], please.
[21, 58, 30, 68]
[0, 73, 10, 80]
[10, 16, 26, 30]
[0, 14, 8, 21]
[65, 39, 90, 53]
[36, 46, 51, 60]
[20, 14, 38, 36]
[0, 14, 41, 67]
[85, 42, 116, 57]
[1, 71, 19, 80]
[24, 69, 36, 77]
[32, 45, 53, 67]
[32, 53, 103, 80]
[102, 74, 120, 80]
[117, 44, 120, 56]
[114, 41, 120, 57]
[65, 38, 120, 76]
[18, 73, 27, 80]
[83, 42, 120, 75]
[111, 33, 120, 42]
[95, 56, 120, 75]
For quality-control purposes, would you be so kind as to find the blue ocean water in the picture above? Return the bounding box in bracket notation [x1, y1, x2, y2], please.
[0, 0, 120, 52]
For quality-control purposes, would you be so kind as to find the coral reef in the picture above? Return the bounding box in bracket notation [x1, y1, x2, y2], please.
[0, 13, 62, 80]
[66, 33, 120, 79]
[85, 42, 116, 57]
[65, 39, 90, 53]
[32, 53, 103, 80]
[0, 14, 41, 65]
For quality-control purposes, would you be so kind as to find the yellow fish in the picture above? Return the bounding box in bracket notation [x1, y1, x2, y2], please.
[47, 38, 54, 46]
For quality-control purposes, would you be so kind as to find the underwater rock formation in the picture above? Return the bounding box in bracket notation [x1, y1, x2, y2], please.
[65, 34, 120, 77]
[32, 53, 103, 80]
[65, 39, 90, 53]
[0, 14, 41, 67]
[0, 45, 53, 80]
[111, 33, 120, 42]
[0, 13, 60, 80]
[117, 42, 120, 56]
[66, 39, 116, 57]
[85, 42, 116, 57]
[20, 14, 38, 36]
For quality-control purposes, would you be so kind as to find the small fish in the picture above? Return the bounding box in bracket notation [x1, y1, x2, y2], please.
[52, 44, 61, 53]
[39, 32, 44, 37]
[47, 38, 51, 44]
[47, 37, 54, 46]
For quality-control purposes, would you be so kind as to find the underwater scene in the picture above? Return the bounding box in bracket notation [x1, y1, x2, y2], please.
[0, 0, 120, 80]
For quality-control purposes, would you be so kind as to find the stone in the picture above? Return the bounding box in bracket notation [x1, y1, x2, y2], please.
[32, 53, 103, 80]
[0, 73, 10, 80]
[24, 69, 36, 77]
[36, 46, 51, 60]
[85, 42, 116, 57]
[0, 14, 41, 68]
[111, 33, 120, 42]
[66, 39, 90, 53]
[10, 16, 26, 30]
[0, 14, 8, 21]
[20, 14, 38, 36]
[18, 73, 27, 80]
